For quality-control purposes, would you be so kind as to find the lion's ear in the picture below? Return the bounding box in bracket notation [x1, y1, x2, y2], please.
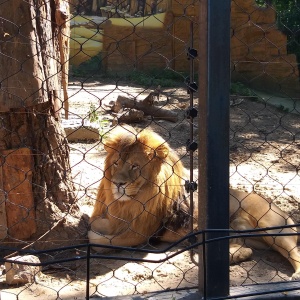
[144, 144, 169, 159]
[155, 144, 169, 159]
[103, 137, 120, 153]
[138, 129, 170, 159]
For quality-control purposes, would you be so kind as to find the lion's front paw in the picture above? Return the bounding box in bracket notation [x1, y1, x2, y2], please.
[291, 271, 300, 281]
[88, 230, 114, 253]
[89, 217, 110, 234]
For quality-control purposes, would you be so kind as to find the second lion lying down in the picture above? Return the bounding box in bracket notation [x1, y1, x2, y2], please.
[88, 125, 300, 279]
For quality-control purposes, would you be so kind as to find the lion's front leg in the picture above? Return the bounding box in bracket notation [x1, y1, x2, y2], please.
[229, 216, 253, 264]
[88, 217, 112, 252]
[89, 216, 111, 234]
[88, 228, 147, 252]
[88, 217, 114, 252]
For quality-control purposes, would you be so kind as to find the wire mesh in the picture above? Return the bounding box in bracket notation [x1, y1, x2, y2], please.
[230, 0, 300, 290]
[0, 0, 199, 299]
[0, 0, 300, 299]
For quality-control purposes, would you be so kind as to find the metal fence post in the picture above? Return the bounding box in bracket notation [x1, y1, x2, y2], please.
[198, 0, 231, 298]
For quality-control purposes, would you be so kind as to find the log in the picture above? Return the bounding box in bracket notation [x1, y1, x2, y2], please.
[113, 108, 144, 124]
[112, 93, 178, 123]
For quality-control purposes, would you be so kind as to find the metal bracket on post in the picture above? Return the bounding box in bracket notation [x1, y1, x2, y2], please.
[187, 47, 198, 60]
[185, 180, 198, 193]
[186, 139, 198, 152]
[186, 107, 198, 119]
[186, 80, 198, 95]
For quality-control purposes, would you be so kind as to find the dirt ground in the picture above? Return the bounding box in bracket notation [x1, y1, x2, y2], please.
[1, 82, 300, 299]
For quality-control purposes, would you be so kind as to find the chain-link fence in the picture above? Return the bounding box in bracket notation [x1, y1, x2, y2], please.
[0, 0, 300, 299]
[228, 0, 300, 298]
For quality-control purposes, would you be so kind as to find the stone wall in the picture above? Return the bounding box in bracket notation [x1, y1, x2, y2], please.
[101, 0, 199, 73]
[72, 0, 299, 95]
[231, 0, 300, 96]
[101, 12, 174, 72]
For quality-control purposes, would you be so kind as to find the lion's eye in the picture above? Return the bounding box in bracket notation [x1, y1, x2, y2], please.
[113, 161, 118, 167]
[131, 164, 139, 170]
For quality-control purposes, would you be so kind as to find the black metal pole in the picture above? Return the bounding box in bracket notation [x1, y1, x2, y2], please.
[198, 0, 231, 298]
[86, 245, 91, 299]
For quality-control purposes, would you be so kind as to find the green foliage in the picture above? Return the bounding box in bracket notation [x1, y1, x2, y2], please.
[88, 103, 100, 123]
[277, 104, 290, 113]
[87, 103, 110, 136]
[255, 0, 268, 8]
[107, 69, 187, 87]
[230, 82, 255, 97]
[273, 0, 300, 61]
[72, 63, 188, 87]
[72, 54, 102, 77]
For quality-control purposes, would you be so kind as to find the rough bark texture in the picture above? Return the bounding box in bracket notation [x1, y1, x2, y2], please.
[1, 148, 36, 240]
[0, 0, 85, 250]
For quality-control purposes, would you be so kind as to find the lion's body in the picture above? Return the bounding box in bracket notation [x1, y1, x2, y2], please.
[229, 189, 300, 279]
[89, 125, 300, 279]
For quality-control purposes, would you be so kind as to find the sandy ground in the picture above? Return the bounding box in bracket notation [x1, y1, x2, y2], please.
[1, 82, 300, 299]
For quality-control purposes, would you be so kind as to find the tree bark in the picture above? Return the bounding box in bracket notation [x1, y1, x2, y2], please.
[0, 0, 85, 250]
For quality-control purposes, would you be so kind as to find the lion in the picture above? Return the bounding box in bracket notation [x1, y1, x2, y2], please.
[88, 125, 191, 248]
[88, 125, 300, 280]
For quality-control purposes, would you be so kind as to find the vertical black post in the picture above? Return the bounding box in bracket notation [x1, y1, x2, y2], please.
[86, 245, 90, 300]
[198, 0, 231, 298]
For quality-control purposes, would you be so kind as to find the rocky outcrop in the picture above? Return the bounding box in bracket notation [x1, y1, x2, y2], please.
[231, 0, 299, 96]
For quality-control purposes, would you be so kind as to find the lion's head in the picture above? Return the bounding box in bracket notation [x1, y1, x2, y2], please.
[89, 125, 191, 246]
[102, 125, 183, 203]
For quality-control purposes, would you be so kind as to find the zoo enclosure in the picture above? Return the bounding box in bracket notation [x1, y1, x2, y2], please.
[0, 0, 300, 299]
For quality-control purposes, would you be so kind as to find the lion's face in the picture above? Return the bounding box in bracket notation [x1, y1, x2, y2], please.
[103, 126, 169, 202]
[107, 146, 153, 201]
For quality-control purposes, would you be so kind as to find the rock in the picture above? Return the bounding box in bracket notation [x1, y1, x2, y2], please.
[62, 119, 100, 141]
[5, 255, 42, 285]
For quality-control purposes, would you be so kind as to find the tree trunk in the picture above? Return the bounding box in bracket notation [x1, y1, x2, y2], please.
[0, 0, 85, 250]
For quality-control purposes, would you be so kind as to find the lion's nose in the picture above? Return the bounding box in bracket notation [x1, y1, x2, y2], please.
[114, 182, 126, 188]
